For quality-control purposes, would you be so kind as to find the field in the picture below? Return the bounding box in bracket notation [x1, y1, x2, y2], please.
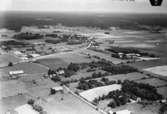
[79, 84, 121, 102]
[0, 80, 27, 98]
[136, 78, 167, 87]
[41, 90, 101, 114]
[107, 72, 149, 81]
[128, 59, 166, 69]
[0, 94, 28, 114]
[157, 87, 167, 97]
[82, 49, 124, 64]
[0, 73, 60, 113]
[0, 54, 21, 67]
[36, 51, 92, 64]
[107, 102, 161, 114]
[144, 65, 167, 77]
[0, 62, 48, 77]
[35, 58, 68, 70]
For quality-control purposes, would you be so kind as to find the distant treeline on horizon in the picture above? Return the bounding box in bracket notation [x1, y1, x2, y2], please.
[0, 11, 167, 31]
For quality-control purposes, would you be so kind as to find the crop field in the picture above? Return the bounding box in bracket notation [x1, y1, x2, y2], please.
[35, 58, 68, 70]
[0, 62, 48, 76]
[79, 84, 121, 102]
[144, 65, 167, 77]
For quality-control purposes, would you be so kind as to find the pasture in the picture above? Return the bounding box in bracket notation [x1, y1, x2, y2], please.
[144, 65, 167, 77]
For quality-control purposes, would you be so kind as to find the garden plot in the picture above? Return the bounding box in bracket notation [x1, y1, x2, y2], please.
[144, 65, 167, 77]
[79, 84, 121, 102]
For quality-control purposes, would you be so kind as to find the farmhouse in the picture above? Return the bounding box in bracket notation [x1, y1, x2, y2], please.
[57, 69, 65, 75]
[108, 109, 132, 114]
[9, 70, 24, 75]
[14, 104, 39, 114]
[51, 86, 63, 91]
[50, 86, 64, 94]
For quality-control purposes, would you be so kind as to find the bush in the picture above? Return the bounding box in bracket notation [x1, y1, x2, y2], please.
[8, 62, 13, 67]
[33, 105, 43, 112]
[27, 99, 35, 106]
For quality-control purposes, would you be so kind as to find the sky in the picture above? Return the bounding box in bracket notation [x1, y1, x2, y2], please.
[0, 0, 167, 13]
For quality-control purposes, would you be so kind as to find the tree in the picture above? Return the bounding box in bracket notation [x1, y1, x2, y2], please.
[27, 99, 35, 106]
[8, 62, 13, 66]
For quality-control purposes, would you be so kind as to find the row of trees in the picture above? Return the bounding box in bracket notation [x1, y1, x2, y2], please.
[14, 32, 43, 40]
[102, 64, 138, 74]
[122, 80, 163, 101]
[77, 79, 103, 90]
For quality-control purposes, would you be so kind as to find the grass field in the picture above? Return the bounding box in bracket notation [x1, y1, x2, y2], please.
[157, 86, 167, 97]
[41, 90, 101, 114]
[107, 72, 148, 81]
[0, 80, 27, 99]
[82, 49, 124, 64]
[110, 102, 161, 114]
[0, 54, 21, 67]
[136, 78, 167, 87]
[144, 65, 167, 77]
[35, 58, 68, 70]
[0, 94, 28, 114]
[0, 62, 48, 76]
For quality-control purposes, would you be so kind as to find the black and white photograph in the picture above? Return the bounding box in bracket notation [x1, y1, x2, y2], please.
[0, 0, 167, 114]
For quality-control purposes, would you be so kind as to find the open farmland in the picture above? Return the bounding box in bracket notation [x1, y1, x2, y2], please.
[0, 94, 28, 114]
[35, 58, 68, 70]
[79, 84, 121, 102]
[0, 62, 48, 76]
[41, 90, 101, 114]
[82, 49, 125, 64]
[136, 78, 167, 87]
[157, 87, 167, 97]
[144, 65, 167, 77]
[0, 54, 21, 67]
[107, 72, 149, 81]
[108, 102, 161, 114]
[0, 80, 27, 99]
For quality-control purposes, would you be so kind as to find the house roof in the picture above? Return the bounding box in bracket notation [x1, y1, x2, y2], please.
[52, 86, 63, 91]
[14, 104, 39, 114]
[116, 110, 131, 114]
[9, 70, 24, 75]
